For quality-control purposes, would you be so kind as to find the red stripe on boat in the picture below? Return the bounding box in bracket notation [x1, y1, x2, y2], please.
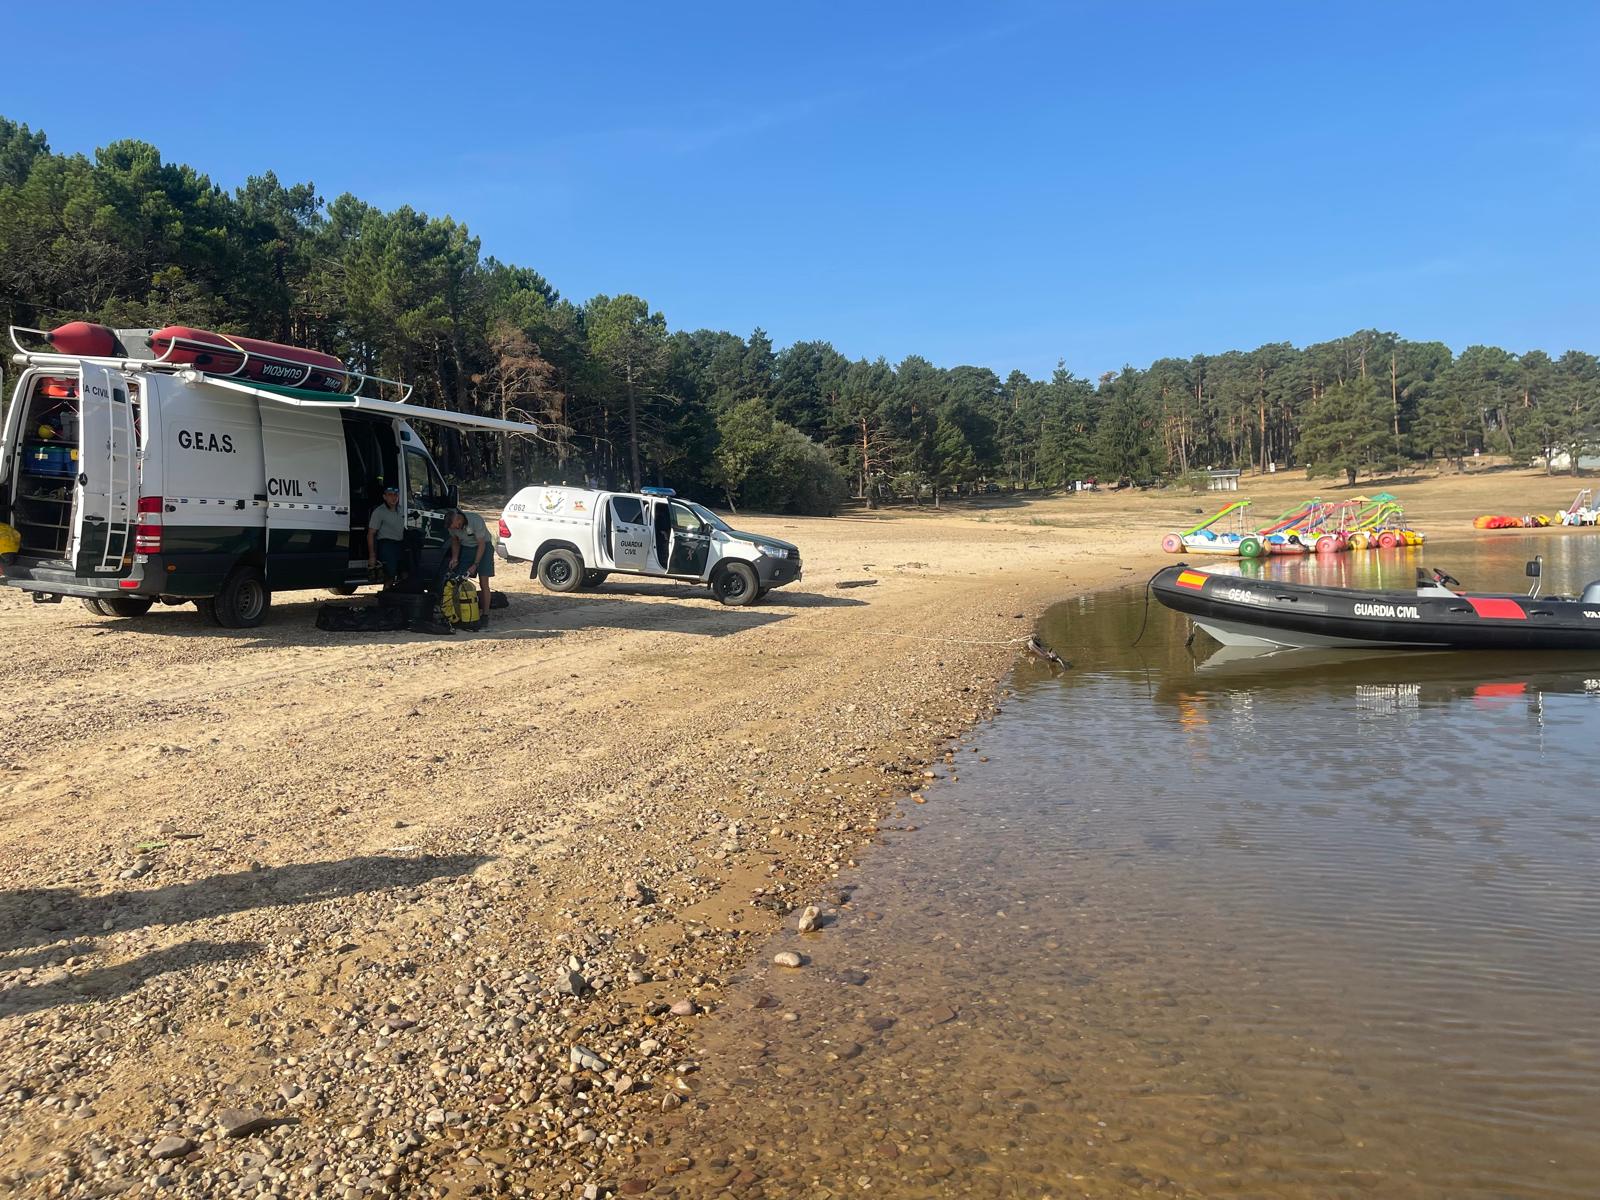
[1175, 570, 1208, 590]
[1465, 596, 1527, 620]
[1474, 682, 1527, 697]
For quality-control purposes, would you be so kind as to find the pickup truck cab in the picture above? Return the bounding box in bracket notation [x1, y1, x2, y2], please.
[498, 485, 800, 605]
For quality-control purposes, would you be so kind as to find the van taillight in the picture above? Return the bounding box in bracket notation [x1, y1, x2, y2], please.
[135, 496, 163, 553]
[498, 519, 511, 538]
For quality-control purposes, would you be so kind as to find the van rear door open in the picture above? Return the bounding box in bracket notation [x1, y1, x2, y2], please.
[70, 364, 135, 577]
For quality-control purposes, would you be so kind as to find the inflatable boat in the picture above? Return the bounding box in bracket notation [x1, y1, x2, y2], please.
[1152, 561, 1600, 650]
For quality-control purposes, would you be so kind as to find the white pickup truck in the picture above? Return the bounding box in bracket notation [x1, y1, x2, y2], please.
[497, 485, 801, 605]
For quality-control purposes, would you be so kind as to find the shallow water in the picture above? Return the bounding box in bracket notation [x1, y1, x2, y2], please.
[665, 537, 1600, 1199]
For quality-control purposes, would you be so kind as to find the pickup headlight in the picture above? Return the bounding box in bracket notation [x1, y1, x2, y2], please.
[765, 547, 789, 559]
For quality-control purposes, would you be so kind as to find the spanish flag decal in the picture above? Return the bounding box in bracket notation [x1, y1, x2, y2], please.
[1175, 570, 1208, 590]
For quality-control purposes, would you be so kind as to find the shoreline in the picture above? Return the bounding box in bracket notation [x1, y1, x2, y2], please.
[0, 468, 1588, 1196]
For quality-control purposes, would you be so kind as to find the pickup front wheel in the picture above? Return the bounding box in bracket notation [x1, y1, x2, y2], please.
[537, 549, 585, 593]
[713, 562, 760, 606]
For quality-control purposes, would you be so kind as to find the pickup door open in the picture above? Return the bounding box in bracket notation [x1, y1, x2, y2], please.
[607, 494, 661, 573]
[666, 500, 712, 577]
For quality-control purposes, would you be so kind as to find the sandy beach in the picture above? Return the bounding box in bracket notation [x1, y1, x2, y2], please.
[0, 465, 1590, 1197]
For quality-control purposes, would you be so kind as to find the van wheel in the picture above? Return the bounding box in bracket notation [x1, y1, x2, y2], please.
[713, 562, 760, 606]
[103, 597, 154, 618]
[81, 598, 112, 616]
[330, 585, 360, 596]
[214, 566, 271, 628]
[583, 570, 610, 587]
[537, 549, 584, 592]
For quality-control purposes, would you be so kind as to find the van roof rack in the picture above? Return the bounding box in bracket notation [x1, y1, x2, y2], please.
[7, 325, 414, 404]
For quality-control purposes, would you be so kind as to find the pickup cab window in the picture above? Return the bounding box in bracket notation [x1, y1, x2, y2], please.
[611, 495, 645, 525]
[670, 501, 704, 533]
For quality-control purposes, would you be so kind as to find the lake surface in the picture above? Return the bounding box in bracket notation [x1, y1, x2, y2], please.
[665, 536, 1600, 1199]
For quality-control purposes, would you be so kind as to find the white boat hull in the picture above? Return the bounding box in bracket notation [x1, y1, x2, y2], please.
[1192, 615, 1431, 650]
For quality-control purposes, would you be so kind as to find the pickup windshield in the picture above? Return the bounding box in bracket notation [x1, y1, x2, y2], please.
[684, 501, 732, 532]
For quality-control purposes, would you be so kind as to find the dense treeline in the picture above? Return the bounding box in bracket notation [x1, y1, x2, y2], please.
[3, 118, 1598, 514]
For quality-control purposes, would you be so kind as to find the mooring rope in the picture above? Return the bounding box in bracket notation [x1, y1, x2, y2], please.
[1130, 563, 1175, 647]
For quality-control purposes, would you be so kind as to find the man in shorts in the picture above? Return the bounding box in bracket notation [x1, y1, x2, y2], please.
[367, 485, 406, 583]
[445, 508, 495, 622]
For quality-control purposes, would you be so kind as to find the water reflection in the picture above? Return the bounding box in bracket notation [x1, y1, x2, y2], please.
[661, 537, 1600, 1200]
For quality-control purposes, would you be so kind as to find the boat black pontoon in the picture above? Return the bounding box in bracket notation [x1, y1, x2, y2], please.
[1152, 560, 1600, 651]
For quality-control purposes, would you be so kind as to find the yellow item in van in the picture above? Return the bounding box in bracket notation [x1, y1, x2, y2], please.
[0, 523, 20, 556]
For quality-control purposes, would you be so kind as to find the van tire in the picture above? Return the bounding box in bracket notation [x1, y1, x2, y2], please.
[713, 562, 760, 606]
[81, 599, 112, 616]
[103, 597, 154, 618]
[330, 585, 360, 596]
[537, 549, 584, 592]
[213, 566, 272, 628]
[583, 570, 609, 587]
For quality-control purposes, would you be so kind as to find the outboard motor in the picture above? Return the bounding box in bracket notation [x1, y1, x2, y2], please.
[1582, 580, 1600, 604]
[1526, 556, 1543, 598]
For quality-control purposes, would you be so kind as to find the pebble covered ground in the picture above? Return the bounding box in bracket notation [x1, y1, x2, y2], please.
[0, 499, 1135, 1200]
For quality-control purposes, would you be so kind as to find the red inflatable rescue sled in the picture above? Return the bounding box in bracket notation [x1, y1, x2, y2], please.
[148, 326, 350, 393]
[44, 321, 121, 357]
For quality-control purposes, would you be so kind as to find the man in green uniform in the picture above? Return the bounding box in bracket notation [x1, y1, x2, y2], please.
[366, 485, 406, 583]
[445, 508, 495, 620]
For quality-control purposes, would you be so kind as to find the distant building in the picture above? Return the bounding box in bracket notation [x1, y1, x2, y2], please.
[1546, 449, 1600, 472]
[1207, 469, 1241, 491]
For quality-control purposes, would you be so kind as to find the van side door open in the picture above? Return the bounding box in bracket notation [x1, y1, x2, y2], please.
[607, 494, 657, 572]
[666, 500, 712, 577]
[403, 441, 450, 576]
[261, 403, 349, 590]
[70, 364, 136, 577]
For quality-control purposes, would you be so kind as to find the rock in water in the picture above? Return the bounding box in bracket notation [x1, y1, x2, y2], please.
[796, 905, 821, 933]
[772, 951, 804, 968]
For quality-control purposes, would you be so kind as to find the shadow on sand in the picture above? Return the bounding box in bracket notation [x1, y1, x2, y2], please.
[0, 852, 488, 1014]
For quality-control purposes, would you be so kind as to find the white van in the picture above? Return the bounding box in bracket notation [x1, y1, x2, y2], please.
[0, 325, 541, 626]
[498, 485, 801, 605]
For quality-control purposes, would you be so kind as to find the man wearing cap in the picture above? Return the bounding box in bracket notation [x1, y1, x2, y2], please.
[367, 485, 406, 583]
[445, 508, 495, 622]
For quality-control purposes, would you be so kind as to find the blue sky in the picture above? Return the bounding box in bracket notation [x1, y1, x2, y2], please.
[3, 1, 1596, 378]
